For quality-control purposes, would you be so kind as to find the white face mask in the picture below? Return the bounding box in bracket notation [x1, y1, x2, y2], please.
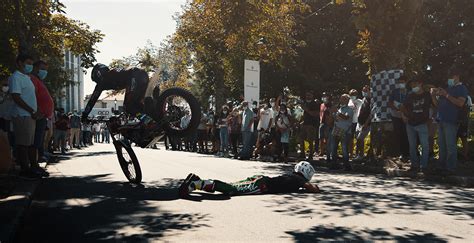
[1, 86, 8, 93]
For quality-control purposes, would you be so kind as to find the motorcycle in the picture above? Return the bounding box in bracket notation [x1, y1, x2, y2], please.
[106, 87, 201, 183]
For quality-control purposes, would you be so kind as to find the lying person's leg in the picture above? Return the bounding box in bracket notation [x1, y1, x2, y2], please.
[179, 174, 268, 197]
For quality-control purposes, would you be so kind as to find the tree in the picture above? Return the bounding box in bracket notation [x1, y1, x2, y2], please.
[348, 0, 425, 74]
[0, 0, 104, 96]
[290, 0, 368, 95]
[417, 0, 474, 92]
[173, 1, 307, 108]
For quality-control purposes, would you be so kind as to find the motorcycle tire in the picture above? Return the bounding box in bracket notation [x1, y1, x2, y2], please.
[113, 139, 142, 183]
[155, 88, 201, 137]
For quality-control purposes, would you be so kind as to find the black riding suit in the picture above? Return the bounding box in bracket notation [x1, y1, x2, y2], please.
[82, 67, 149, 120]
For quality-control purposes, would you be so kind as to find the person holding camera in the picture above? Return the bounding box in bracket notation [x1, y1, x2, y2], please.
[400, 77, 432, 174]
[329, 94, 353, 170]
[431, 67, 469, 174]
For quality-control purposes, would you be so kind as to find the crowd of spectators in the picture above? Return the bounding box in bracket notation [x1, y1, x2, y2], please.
[167, 68, 472, 176]
[1, 54, 472, 179]
[0, 54, 110, 180]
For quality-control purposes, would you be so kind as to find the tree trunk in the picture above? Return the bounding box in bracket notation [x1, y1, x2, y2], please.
[214, 66, 226, 110]
[14, 0, 28, 55]
[365, 0, 424, 73]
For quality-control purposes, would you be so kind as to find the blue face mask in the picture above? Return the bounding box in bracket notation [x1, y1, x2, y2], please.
[38, 70, 48, 80]
[447, 79, 455, 87]
[412, 86, 421, 93]
[24, 64, 33, 74]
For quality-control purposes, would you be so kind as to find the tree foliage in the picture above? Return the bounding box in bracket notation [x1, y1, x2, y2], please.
[168, 0, 473, 103]
[173, 1, 307, 107]
[0, 0, 103, 97]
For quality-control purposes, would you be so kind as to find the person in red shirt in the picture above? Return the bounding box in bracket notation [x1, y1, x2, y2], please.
[30, 60, 54, 176]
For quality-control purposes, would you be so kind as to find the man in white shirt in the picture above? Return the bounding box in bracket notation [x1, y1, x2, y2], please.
[255, 101, 274, 157]
[348, 89, 363, 158]
[257, 102, 274, 132]
[9, 54, 40, 179]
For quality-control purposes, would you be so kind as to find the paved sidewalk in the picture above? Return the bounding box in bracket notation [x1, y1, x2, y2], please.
[0, 163, 46, 243]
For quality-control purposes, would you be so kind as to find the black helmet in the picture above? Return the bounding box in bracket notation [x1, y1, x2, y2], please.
[91, 63, 109, 83]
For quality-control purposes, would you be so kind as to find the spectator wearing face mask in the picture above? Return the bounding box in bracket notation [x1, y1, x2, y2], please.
[389, 75, 410, 161]
[239, 101, 254, 160]
[0, 76, 14, 173]
[431, 67, 469, 174]
[0, 76, 14, 134]
[197, 109, 209, 154]
[329, 94, 353, 170]
[299, 91, 320, 161]
[9, 54, 41, 180]
[217, 105, 230, 157]
[251, 101, 259, 150]
[69, 110, 82, 148]
[228, 108, 241, 159]
[400, 77, 432, 174]
[355, 85, 372, 160]
[30, 60, 54, 171]
[54, 111, 69, 154]
[319, 92, 332, 157]
[348, 89, 363, 158]
[275, 103, 293, 162]
[254, 100, 274, 159]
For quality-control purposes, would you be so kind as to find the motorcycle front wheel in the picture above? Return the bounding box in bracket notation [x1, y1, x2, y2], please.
[113, 139, 142, 183]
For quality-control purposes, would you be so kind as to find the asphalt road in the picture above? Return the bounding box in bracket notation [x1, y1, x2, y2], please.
[15, 143, 474, 242]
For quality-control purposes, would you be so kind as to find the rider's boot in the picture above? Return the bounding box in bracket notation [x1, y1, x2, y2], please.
[179, 173, 219, 198]
[179, 173, 200, 197]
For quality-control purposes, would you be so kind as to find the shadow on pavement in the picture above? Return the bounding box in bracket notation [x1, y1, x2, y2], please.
[256, 162, 473, 241]
[285, 224, 449, 242]
[185, 192, 231, 202]
[15, 174, 210, 242]
[50, 151, 117, 163]
[267, 172, 474, 220]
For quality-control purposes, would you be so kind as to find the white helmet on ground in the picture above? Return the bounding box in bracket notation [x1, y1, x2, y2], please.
[294, 161, 315, 181]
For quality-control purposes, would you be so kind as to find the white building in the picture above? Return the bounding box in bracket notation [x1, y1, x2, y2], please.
[84, 92, 125, 115]
[58, 50, 84, 112]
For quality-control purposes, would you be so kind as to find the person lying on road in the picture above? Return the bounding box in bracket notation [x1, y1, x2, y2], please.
[178, 161, 320, 198]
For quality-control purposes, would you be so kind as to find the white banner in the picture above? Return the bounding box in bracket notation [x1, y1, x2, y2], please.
[244, 59, 260, 105]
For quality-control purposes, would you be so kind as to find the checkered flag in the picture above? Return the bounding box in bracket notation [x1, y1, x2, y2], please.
[370, 69, 404, 122]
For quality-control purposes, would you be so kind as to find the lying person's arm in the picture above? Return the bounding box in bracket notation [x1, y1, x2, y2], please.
[303, 182, 320, 193]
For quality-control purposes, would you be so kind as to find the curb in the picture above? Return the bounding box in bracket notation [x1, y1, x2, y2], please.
[0, 179, 40, 243]
[0, 162, 47, 243]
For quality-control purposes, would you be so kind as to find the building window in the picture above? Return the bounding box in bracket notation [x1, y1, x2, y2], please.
[101, 102, 107, 108]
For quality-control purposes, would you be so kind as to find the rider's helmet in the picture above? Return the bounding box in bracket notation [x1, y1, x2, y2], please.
[91, 63, 110, 83]
[294, 161, 315, 181]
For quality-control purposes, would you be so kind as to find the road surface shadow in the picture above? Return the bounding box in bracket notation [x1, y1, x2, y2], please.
[285, 224, 449, 242]
[184, 192, 231, 202]
[15, 174, 210, 242]
[274, 174, 472, 218]
[50, 151, 117, 163]
[259, 167, 473, 241]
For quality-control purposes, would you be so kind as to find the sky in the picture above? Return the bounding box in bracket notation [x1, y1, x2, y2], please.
[61, 0, 187, 97]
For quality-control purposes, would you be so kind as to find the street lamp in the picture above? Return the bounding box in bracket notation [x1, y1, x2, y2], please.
[114, 98, 117, 112]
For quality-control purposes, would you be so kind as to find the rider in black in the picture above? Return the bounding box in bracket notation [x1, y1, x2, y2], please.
[82, 64, 151, 121]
